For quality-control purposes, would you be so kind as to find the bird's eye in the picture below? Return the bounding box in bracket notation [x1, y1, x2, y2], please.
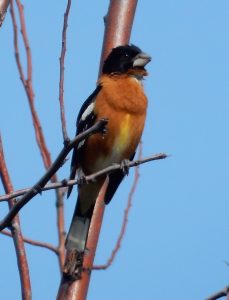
[124, 53, 129, 58]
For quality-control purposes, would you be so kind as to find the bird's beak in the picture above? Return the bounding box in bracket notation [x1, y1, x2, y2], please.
[133, 52, 151, 68]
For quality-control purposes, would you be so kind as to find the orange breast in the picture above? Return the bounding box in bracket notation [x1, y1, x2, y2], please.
[81, 75, 148, 174]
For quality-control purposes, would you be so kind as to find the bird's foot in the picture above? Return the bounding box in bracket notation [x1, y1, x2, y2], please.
[101, 118, 109, 139]
[120, 159, 130, 176]
[78, 174, 88, 186]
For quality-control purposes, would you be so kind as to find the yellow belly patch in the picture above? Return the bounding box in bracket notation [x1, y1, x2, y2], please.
[114, 114, 131, 154]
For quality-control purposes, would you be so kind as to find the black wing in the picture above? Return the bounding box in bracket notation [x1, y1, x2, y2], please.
[67, 85, 102, 198]
[104, 152, 136, 204]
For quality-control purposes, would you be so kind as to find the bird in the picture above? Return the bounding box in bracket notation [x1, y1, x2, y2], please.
[66, 44, 151, 252]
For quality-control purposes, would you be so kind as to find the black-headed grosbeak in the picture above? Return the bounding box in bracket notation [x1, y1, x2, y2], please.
[66, 44, 151, 252]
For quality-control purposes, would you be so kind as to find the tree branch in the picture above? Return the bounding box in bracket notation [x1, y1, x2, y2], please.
[0, 119, 107, 232]
[56, 0, 72, 271]
[11, 0, 52, 170]
[1, 229, 59, 255]
[99, 0, 138, 74]
[206, 286, 229, 300]
[59, 0, 71, 142]
[0, 134, 31, 300]
[0, 152, 167, 202]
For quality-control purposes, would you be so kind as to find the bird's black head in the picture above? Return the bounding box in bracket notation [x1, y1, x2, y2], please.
[102, 44, 151, 75]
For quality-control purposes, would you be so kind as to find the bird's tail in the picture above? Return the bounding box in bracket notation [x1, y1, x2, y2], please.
[65, 179, 104, 252]
[65, 209, 91, 252]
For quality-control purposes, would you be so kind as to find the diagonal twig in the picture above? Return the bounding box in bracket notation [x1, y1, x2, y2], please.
[1, 229, 59, 255]
[0, 119, 107, 232]
[206, 286, 229, 300]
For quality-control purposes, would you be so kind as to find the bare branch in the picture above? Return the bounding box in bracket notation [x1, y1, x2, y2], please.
[99, 0, 138, 74]
[206, 286, 229, 300]
[0, 134, 31, 300]
[1, 229, 59, 255]
[56, 0, 73, 269]
[0, 0, 10, 27]
[11, 0, 52, 169]
[0, 153, 167, 202]
[56, 190, 66, 270]
[10, 0, 26, 83]
[59, 0, 72, 142]
[0, 120, 107, 232]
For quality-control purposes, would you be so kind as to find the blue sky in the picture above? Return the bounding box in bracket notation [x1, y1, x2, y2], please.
[0, 1, 229, 299]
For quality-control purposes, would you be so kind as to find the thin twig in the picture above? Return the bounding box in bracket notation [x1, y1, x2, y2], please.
[93, 142, 143, 270]
[0, 134, 31, 300]
[0, 152, 167, 202]
[59, 0, 71, 142]
[12, 0, 52, 169]
[0, 120, 107, 232]
[56, 0, 72, 269]
[1, 229, 59, 255]
[206, 286, 229, 300]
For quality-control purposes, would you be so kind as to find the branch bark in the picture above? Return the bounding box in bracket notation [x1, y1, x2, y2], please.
[99, 0, 138, 73]
[0, 135, 31, 300]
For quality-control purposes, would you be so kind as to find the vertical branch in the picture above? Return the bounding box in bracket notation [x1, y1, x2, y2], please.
[57, 0, 138, 299]
[0, 135, 31, 300]
[59, 0, 72, 142]
[99, 0, 138, 74]
[0, 0, 10, 27]
[57, 0, 73, 265]
[56, 187, 66, 270]
[57, 179, 109, 300]
[10, 0, 66, 270]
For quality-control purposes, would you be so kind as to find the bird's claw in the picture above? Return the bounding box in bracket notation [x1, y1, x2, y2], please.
[102, 127, 108, 135]
[100, 118, 108, 138]
[78, 175, 88, 186]
[120, 159, 130, 176]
